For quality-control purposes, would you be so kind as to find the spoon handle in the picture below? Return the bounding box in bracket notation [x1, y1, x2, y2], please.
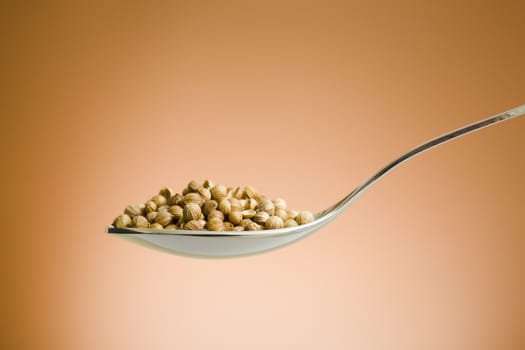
[325, 104, 525, 216]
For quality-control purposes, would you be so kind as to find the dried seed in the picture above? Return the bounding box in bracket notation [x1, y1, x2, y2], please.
[202, 200, 218, 216]
[253, 211, 270, 225]
[242, 209, 256, 219]
[155, 210, 173, 226]
[274, 208, 288, 220]
[146, 211, 158, 223]
[168, 205, 183, 220]
[159, 187, 174, 199]
[207, 209, 224, 221]
[207, 218, 225, 231]
[124, 204, 144, 218]
[184, 220, 204, 230]
[265, 215, 284, 229]
[218, 198, 231, 215]
[145, 200, 157, 213]
[151, 194, 167, 207]
[132, 215, 149, 228]
[296, 211, 315, 225]
[284, 219, 298, 228]
[272, 198, 287, 210]
[183, 192, 204, 206]
[229, 210, 243, 225]
[183, 203, 202, 222]
[114, 214, 131, 228]
[257, 199, 275, 215]
[211, 184, 228, 201]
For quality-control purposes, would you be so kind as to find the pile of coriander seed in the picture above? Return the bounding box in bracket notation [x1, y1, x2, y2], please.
[113, 180, 315, 232]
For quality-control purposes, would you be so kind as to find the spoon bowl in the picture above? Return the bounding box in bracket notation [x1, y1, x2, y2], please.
[107, 104, 525, 258]
[107, 220, 324, 258]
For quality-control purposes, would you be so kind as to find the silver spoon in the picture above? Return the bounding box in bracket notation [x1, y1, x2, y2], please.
[107, 104, 525, 258]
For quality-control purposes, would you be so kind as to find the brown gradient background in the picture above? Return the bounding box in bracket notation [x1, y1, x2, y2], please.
[1, 1, 524, 349]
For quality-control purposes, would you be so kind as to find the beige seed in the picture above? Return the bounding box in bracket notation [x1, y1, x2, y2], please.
[202, 200, 218, 216]
[146, 211, 158, 223]
[145, 200, 157, 213]
[253, 211, 270, 225]
[114, 214, 131, 228]
[286, 210, 298, 220]
[132, 215, 149, 228]
[150, 223, 163, 229]
[231, 186, 244, 199]
[265, 215, 284, 229]
[168, 205, 183, 220]
[211, 184, 227, 201]
[229, 210, 243, 225]
[183, 192, 204, 206]
[223, 222, 234, 231]
[240, 218, 254, 228]
[257, 199, 275, 215]
[187, 180, 201, 192]
[248, 198, 258, 210]
[207, 218, 225, 231]
[284, 219, 298, 228]
[233, 226, 245, 232]
[203, 179, 214, 189]
[274, 208, 288, 220]
[296, 211, 315, 225]
[124, 204, 144, 218]
[159, 187, 174, 199]
[183, 220, 204, 230]
[155, 210, 173, 226]
[245, 221, 261, 231]
[183, 203, 202, 222]
[165, 224, 178, 230]
[157, 205, 169, 212]
[243, 185, 259, 200]
[207, 209, 224, 221]
[151, 194, 167, 207]
[168, 193, 183, 206]
[197, 186, 212, 201]
[218, 198, 231, 215]
[228, 198, 243, 212]
[272, 198, 287, 210]
[242, 209, 256, 219]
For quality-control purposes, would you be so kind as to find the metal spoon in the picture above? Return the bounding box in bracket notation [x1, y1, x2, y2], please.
[107, 104, 525, 258]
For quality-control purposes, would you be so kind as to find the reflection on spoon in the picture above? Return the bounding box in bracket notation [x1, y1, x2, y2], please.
[107, 104, 525, 258]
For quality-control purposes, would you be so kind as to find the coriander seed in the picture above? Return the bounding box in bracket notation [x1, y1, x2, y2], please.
[207, 218, 225, 231]
[155, 211, 173, 226]
[211, 184, 227, 201]
[114, 214, 131, 228]
[183, 203, 202, 222]
[284, 219, 298, 228]
[265, 216, 284, 229]
[151, 194, 167, 207]
[229, 210, 243, 225]
[146, 211, 158, 223]
[296, 211, 315, 225]
[202, 200, 218, 216]
[132, 215, 149, 228]
[253, 211, 270, 225]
